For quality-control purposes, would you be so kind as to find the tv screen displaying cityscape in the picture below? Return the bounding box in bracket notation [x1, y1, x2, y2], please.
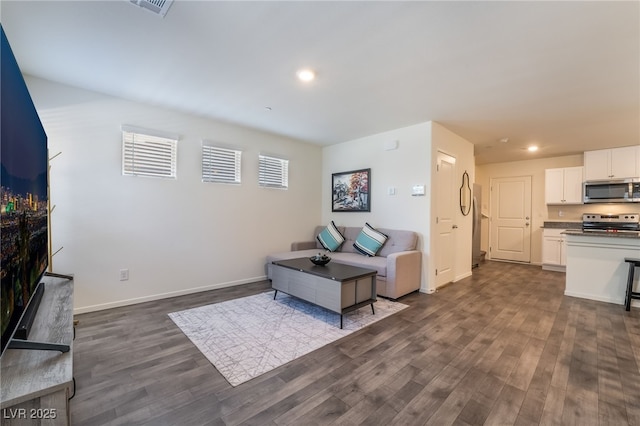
[0, 25, 50, 355]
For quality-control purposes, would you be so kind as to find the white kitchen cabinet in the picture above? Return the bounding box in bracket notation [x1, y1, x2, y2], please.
[584, 145, 640, 181]
[542, 228, 567, 271]
[545, 167, 583, 204]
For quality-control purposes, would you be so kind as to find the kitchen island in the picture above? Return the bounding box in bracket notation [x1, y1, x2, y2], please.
[564, 231, 640, 307]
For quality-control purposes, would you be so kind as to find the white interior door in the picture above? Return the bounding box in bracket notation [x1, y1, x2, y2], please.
[435, 151, 456, 286]
[490, 176, 532, 262]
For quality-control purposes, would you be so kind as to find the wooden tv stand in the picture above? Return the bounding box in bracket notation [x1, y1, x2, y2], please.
[1, 276, 74, 426]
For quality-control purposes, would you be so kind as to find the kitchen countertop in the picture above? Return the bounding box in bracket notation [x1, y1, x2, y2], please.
[563, 230, 640, 239]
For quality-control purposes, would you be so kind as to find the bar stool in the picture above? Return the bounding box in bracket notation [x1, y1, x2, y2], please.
[624, 258, 640, 311]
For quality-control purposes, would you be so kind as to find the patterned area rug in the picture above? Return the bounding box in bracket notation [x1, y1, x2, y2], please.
[169, 291, 408, 386]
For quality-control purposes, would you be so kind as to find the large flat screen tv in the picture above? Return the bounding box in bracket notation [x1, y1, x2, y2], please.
[0, 24, 50, 356]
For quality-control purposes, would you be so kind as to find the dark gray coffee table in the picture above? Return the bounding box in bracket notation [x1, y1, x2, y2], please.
[271, 258, 377, 328]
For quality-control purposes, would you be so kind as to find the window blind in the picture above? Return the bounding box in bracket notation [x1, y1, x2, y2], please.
[122, 130, 177, 179]
[202, 145, 242, 184]
[258, 155, 288, 189]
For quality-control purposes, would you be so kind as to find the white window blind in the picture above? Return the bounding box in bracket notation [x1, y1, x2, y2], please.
[202, 145, 242, 184]
[122, 129, 177, 179]
[259, 155, 289, 189]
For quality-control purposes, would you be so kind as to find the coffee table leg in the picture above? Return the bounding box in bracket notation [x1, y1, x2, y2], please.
[371, 303, 375, 315]
[273, 290, 278, 300]
[340, 314, 343, 329]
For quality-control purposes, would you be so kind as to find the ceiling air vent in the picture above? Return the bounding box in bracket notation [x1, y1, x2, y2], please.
[130, 0, 174, 17]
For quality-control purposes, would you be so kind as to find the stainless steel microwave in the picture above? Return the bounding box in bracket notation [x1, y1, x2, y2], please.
[583, 179, 640, 203]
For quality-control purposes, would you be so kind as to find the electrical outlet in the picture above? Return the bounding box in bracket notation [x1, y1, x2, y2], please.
[119, 269, 129, 281]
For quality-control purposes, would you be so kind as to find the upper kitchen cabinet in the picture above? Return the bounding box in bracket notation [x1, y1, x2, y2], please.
[584, 145, 640, 181]
[545, 166, 584, 204]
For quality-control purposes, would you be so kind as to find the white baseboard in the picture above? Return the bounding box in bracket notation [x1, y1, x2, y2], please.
[564, 290, 640, 308]
[73, 275, 267, 314]
[454, 271, 472, 282]
[542, 264, 566, 272]
[564, 290, 621, 305]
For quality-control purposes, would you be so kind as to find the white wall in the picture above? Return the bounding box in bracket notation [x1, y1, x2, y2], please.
[321, 121, 474, 293]
[26, 77, 322, 313]
[430, 122, 475, 285]
[27, 75, 476, 309]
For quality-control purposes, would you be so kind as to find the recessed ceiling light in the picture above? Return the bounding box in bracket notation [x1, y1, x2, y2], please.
[528, 145, 539, 152]
[296, 69, 315, 82]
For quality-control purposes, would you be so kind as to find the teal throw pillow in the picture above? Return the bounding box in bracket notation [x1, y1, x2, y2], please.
[317, 221, 345, 252]
[354, 223, 388, 257]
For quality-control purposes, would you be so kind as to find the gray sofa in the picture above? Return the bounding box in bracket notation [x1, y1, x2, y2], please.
[266, 225, 421, 299]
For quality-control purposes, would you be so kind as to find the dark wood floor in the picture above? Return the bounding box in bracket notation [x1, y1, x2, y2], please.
[70, 261, 640, 425]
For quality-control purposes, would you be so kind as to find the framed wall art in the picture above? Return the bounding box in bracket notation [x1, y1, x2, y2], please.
[331, 168, 370, 212]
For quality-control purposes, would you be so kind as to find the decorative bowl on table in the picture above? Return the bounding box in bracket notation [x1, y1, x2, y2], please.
[310, 253, 331, 266]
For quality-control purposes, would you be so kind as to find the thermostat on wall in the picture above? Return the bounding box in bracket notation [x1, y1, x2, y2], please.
[412, 185, 425, 196]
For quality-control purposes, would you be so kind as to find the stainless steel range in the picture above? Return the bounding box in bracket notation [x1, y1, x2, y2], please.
[582, 213, 640, 233]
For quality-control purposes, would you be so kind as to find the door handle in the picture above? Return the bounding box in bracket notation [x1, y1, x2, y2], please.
[525, 222, 530, 227]
[452, 225, 458, 229]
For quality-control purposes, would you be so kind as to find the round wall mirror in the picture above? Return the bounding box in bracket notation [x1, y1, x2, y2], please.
[460, 171, 471, 216]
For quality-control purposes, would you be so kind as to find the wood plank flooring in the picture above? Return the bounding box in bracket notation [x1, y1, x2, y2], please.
[70, 261, 640, 425]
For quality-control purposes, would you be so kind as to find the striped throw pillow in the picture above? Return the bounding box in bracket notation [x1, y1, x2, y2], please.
[316, 221, 345, 252]
[353, 223, 388, 257]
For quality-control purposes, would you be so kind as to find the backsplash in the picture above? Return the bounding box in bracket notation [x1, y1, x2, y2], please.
[547, 203, 640, 221]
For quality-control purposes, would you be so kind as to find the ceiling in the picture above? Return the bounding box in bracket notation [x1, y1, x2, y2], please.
[1, 1, 638, 165]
